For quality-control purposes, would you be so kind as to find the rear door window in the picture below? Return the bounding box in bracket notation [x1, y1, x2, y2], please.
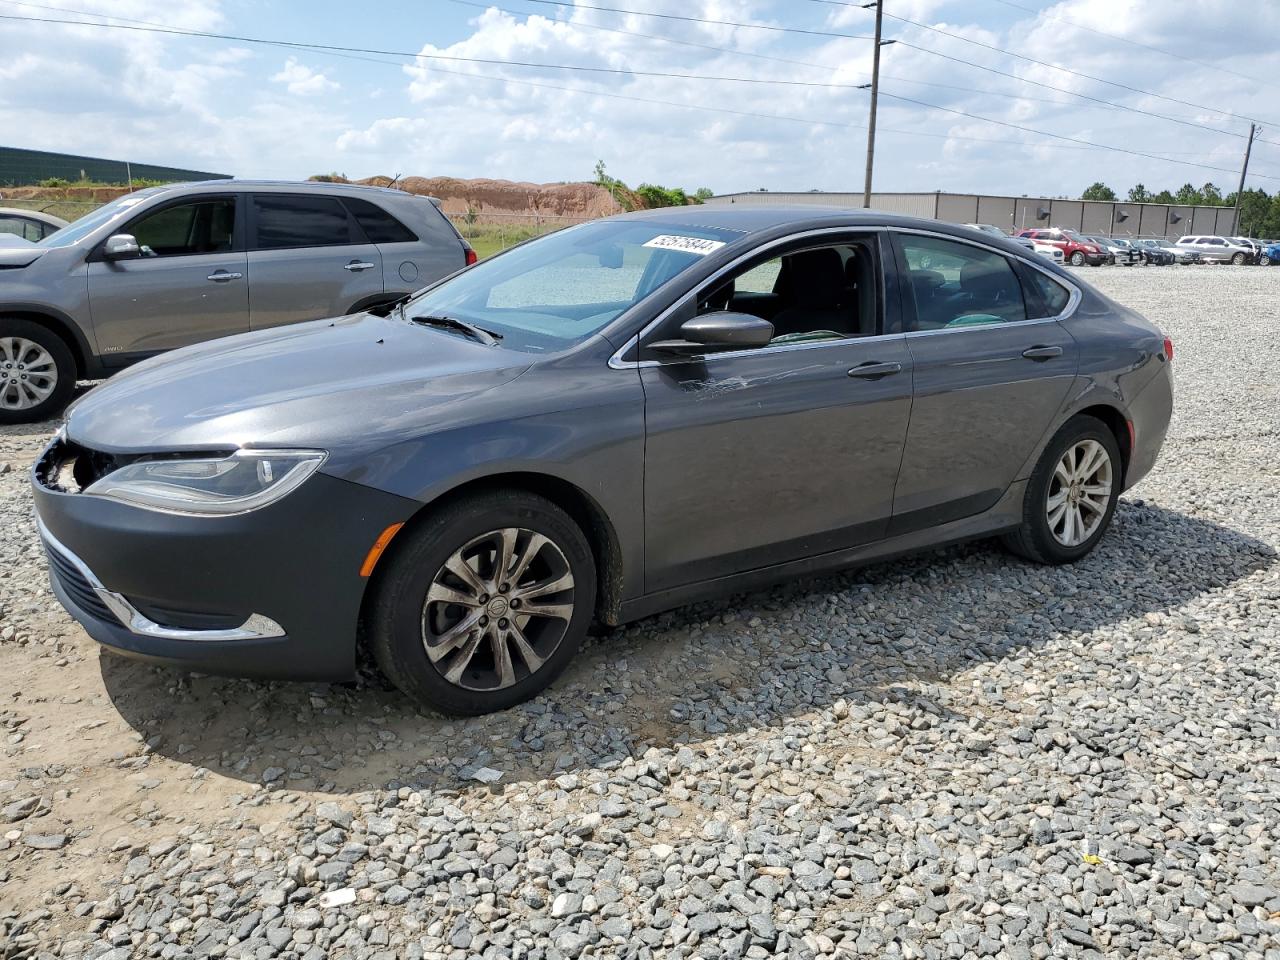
[896, 234, 1027, 331]
[251, 194, 356, 250]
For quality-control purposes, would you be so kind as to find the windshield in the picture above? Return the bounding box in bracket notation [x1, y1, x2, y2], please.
[402, 219, 744, 351]
[36, 189, 164, 248]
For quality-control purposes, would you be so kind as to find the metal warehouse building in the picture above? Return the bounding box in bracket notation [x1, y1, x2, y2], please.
[705, 190, 1238, 240]
[0, 146, 229, 187]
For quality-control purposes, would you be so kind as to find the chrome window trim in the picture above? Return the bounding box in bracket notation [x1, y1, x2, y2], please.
[608, 226, 891, 370]
[37, 517, 286, 642]
[606, 223, 1083, 371]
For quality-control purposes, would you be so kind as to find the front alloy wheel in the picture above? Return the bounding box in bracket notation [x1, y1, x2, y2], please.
[422, 528, 574, 691]
[0, 318, 76, 424]
[369, 490, 595, 715]
[1070, 251, 1085, 266]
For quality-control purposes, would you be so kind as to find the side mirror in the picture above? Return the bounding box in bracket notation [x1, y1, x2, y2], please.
[650, 311, 775, 356]
[102, 234, 141, 261]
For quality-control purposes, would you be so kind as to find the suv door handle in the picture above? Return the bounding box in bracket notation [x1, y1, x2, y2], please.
[847, 361, 903, 380]
[344, 261, 376, 272]
[1022, 345, 1063, 361]
[206, 271, 242, 282]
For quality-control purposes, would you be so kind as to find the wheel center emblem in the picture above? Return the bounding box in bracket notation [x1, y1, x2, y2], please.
[487, 597, 510, 618]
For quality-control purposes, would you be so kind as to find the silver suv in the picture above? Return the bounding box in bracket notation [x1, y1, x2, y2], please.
[1173, 235, 1255, 265]
[1, 180, 474, 422]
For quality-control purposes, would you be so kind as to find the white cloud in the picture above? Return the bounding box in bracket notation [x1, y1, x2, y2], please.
[1, 0, 1277, 197]
[270, 58, 339, 96]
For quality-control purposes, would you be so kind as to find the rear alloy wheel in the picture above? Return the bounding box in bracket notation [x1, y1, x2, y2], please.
[369, 491, 595, 715]
[0, 318, 76, 424]
[1262, 255, 1272, 266]
[1232, 252, 1247, 265]
[1070, 251, 1086, 266]
[1003, 415, 1121, 565]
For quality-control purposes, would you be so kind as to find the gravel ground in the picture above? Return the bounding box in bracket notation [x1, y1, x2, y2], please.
[1, 265, 1278, 959]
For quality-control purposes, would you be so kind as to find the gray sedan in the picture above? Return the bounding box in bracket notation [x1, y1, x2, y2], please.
[33, 207, 1173, 715]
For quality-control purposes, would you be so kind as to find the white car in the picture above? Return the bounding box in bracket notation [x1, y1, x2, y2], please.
[963, 223, 1064, 264]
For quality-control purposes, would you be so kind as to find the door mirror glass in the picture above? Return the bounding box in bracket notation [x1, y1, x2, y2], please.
[102, 233, 141, 260]
[651, 311, 775, 355]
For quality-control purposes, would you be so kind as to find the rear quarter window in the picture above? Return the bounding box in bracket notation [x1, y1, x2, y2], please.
[1024, 269, 1071, 318]
[342, 197, 418, 243]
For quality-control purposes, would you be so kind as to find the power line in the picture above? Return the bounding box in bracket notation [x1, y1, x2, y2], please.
[453, 0, 1251, 162]
[984, 0, 1269, 86]
[804, 0, 1280, 138]
[3, 7, 1278, 181]
[454, 0, 1099, 110]
[523, 0, 1279, 136]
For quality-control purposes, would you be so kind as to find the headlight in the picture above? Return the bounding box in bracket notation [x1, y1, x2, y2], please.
[86, 449, 326, 516]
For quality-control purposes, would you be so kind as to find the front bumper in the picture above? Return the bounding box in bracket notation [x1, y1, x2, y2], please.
[33, 466, 418, 681]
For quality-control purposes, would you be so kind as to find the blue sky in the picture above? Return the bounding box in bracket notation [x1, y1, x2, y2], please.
[2, 0, 1278, 197]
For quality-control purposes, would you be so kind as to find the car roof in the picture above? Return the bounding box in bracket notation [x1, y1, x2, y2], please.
[140, 179, 441, 202]
[610, 203, 1021, 241]
[0, 206, 67, 226]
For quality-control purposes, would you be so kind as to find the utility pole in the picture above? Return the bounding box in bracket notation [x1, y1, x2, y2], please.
[1232, 122, 1256, 235]
[862, 0, 891, 209]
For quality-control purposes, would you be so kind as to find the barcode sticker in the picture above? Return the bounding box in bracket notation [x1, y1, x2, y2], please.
[643, 235, 727, 256]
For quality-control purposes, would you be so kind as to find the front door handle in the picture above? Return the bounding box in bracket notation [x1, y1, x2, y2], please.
[344, 261, 376, 272]
[1022, 345, 1063, 361]
[847, 361, 903, 380]
[206, 271, 243, 282]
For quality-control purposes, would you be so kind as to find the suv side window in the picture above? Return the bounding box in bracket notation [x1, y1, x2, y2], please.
[896, 234, 1027, 331]
[252, 194, 356, 250]
[126, 199, 236, 257]
[342, 197, 417, 243]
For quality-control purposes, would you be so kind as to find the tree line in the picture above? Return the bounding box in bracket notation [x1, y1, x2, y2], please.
[1079, 181, 1280, 237]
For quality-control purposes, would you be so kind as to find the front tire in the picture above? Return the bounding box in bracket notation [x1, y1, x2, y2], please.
[1232, 252, 1247, 265]
[368, 491, 596, 715]
[0, 318, 76, 424]
[1003, 415, 1121, 565]
[1069, 251, 1085, 266]
[1262, 255, 1272, 266]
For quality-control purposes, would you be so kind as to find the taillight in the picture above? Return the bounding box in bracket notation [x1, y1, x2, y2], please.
[1163, 337, 1174, 362]
[464, 248, 478, 266]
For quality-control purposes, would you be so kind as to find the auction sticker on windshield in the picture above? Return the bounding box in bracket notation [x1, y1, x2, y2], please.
[643, 235, 727, 256]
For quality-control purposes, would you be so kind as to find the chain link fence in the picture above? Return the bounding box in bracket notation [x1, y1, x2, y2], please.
[444, 212, 592, 259]
[1, 198, 102, 224]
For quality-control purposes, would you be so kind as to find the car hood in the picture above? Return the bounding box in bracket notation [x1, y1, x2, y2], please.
[0, 243, 44, 265]
[66, 312, 533, 453]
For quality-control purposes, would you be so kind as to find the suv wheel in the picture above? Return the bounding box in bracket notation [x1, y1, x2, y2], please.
[1003, 415, 1121, 565]
[0, 318, 76, 424]
[1231, 252, 1247, 265]
[1069, 251, 1085, 266]
[368, 491, 596, 715]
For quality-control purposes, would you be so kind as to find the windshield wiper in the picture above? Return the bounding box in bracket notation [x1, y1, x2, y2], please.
[408, 313, 502, 346]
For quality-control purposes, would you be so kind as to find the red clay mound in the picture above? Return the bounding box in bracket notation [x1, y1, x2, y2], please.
[352, 175, 638, 218]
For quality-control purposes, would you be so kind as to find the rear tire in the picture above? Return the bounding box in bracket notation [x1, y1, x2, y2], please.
[0, 317, 76, 424]
[1003, 415, 1122, 565]
[368, 490, 596, 715]
[1262, 255, 1272, 266]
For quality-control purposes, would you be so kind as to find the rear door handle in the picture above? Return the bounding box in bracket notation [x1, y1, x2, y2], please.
[344, 261, 376, 272]
[206, 271, 242, 282]
[1022, 345, 1063, 361]
[847, 361, 903, 380]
